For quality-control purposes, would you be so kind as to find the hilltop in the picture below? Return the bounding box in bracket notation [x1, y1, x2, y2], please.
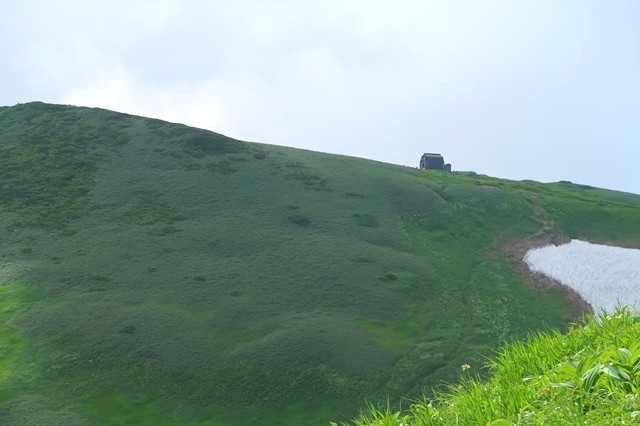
[0, 102, 639, 425]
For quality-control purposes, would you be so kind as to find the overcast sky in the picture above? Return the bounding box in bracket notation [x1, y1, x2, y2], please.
[2, 1, 639, 194]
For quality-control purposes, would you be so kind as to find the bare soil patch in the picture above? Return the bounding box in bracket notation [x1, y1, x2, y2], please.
[499, 204, 593, 320]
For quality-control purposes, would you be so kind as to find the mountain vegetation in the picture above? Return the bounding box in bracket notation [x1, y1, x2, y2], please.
[342, 307, 640, 425]
[0, 102, 638, 425]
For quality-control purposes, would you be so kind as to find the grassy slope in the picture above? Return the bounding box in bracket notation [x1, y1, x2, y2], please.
[344, 308, 640, 425]
[0, 102, 638, 425]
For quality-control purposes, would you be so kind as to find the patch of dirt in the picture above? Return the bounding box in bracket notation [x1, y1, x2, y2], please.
[500, 204, 593, 320]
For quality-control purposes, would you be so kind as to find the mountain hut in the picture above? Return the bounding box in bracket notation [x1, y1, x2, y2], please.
[419, 153, 451, 171]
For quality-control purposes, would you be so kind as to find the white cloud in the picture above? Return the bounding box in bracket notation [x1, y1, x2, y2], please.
[126, 0, 184, 31]
[2, 0, 639, 194]
[62, 66, 233, 135]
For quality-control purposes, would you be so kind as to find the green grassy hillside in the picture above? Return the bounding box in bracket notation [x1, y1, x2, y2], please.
[343, 308, 640, 425]
[0, 102, 638, 425]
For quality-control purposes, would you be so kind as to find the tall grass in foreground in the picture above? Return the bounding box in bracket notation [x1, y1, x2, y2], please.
[340, 307, 640, 425]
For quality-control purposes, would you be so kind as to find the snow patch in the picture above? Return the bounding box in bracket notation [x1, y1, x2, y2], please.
[524, 240, 640, 312]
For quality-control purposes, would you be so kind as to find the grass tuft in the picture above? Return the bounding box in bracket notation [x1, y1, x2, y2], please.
[345, 307, 640, 425]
